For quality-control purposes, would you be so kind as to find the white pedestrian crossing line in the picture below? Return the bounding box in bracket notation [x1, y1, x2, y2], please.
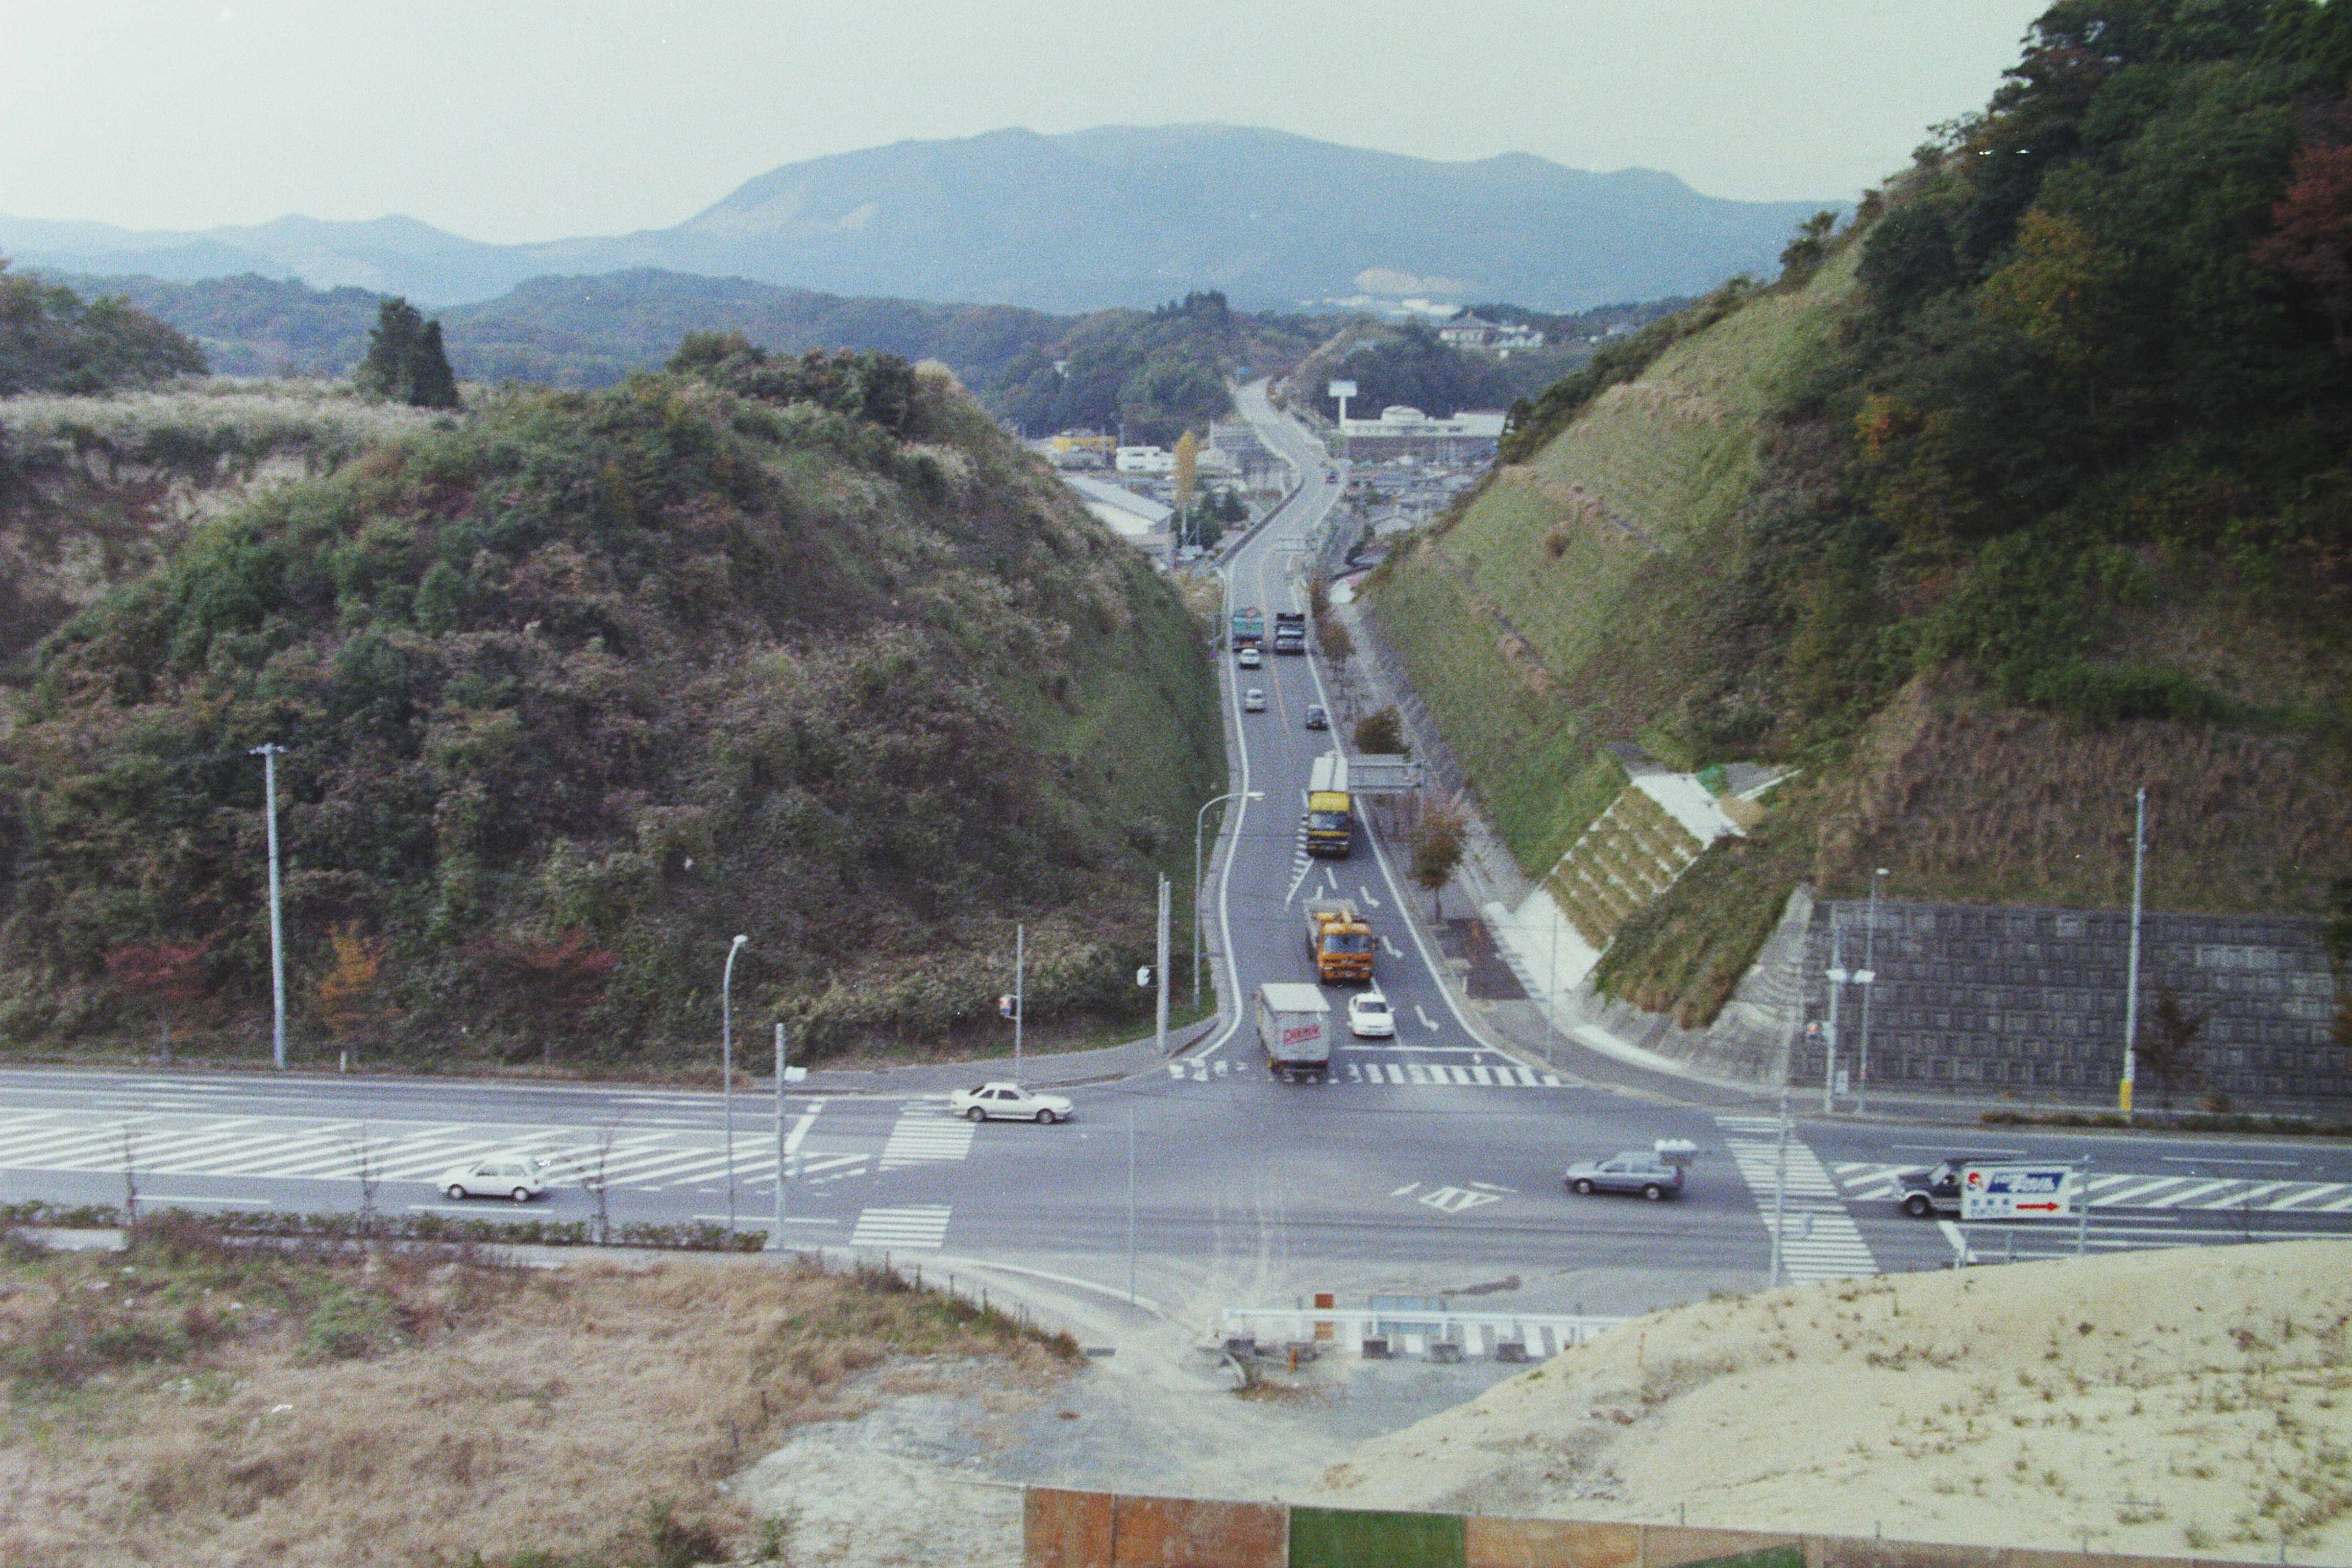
[1164, 1059, 1564, 1088]
[850, 1204, 951, 1248]
[878, 1105, 977, 1169]
[1831, 1161, 2352, 1213]
[1717, 1116, 1878, 1284]
[0, 1107, 883, 1194]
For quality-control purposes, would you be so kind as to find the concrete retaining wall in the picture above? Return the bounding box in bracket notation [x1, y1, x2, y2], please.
[1794, 901, 2348, 1110]
[1024, 1490, 2236, 1568]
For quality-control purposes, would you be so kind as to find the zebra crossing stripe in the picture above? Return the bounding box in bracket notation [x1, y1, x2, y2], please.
[1716, 1115, 1879, 1284]
[850, 1204, 951, 1248]
[879, 1107, 976, 1169]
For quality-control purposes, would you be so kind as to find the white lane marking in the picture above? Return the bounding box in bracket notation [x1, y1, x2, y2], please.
[1380, 936, 1402, 957]
[1390, 1181, 1422, 1196]
[1468, 1181, 1518, 1193]
[1359, 886, 1382, 909]
[850, 1204, 951, 1248]
[1414, 1004, 1438, 1032]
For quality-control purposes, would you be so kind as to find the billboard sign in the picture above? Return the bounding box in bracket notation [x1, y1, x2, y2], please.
[1961, 1164, 2076, 1220]
[1328, 380, 1357, 399]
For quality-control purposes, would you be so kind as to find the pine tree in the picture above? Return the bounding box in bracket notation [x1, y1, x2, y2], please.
[408, 320, 461, 409]
[356, 298, 423, 401]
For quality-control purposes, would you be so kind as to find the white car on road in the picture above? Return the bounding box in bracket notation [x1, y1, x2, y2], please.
[1346, 992, 1395, 1038]
[949, 1082, 1073, 1124]
[1243, 688, 1266, 712]
[438, 1154, 547, 1203]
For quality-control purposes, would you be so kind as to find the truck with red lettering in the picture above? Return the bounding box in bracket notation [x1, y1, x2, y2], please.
[1254, 982, 1331, 1082]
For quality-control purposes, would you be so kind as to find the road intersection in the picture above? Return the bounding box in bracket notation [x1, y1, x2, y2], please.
[4, 388, 2348, 1325]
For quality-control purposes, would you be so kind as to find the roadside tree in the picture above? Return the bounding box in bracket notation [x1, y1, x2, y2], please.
[1411, 795, 1468, 921]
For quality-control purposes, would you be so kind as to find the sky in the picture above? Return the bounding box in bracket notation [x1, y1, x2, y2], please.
[0, 1, 2053, 242]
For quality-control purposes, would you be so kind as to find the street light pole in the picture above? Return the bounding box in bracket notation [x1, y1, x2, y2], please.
[722, 934, 747, 1235]
[1192, 790, 1262, 1006]
[1823, 918, 1846, 1114]
[1014, 923, 1024, 1075]
[771, 1019, 788, 1253]
[2121, 787, 2146, 1120]
[1857, 868, 1888, 1114]
[250, 743, 288, 1071]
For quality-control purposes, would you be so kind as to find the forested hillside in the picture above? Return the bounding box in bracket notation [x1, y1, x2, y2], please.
[0, 259, 204, 395]
[47, 268, 1326, 440]
[0, 346, 1222, 1066]
[1371, 0, 2352, 1025]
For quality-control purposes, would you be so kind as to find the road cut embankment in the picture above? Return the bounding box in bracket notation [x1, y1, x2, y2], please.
[1311, 1240, 2352, 1563]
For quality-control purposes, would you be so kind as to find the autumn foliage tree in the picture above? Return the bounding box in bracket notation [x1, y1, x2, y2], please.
[104, 938, 215, 1057]
[2254, 140, 2352, 353]
[1410, 794, 1469, 922]
[313, 923, 399, 1050]
[478, 928, 620, 1065]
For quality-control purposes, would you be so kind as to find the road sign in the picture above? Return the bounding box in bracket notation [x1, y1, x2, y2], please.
[1961, 1164, 2077, 1220]
[1328, 380, 1357, 399]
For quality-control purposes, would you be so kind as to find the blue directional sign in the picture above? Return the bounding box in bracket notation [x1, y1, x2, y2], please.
[1961, 1164, 2077, 1220]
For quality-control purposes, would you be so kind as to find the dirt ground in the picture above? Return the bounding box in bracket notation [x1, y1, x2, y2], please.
[1311, 1240, 2352, 1563]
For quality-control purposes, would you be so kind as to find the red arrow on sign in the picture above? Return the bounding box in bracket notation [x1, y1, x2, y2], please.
[2015, 1202, 2061, 1212]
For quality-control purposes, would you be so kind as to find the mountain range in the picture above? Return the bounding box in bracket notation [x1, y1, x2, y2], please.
[0, 126, 1834, 313]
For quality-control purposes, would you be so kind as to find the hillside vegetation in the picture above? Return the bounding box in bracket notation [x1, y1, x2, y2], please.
[1370, 0, 2352, 1025]
[0, 347, 1222, 1066]
[52, 269, 1327, 443]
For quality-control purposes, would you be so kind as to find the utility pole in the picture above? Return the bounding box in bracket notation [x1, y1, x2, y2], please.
[1823, 918, 1846, 1114]
[1126, 1099, 1139, 1304]
[2121, 788, 2146, 1119]
[1769, 1089, 1791, 1288]
[250, 744, 288, 1070]
[1014, 923, 1024, 1075]
[1545, 899, 1560, 1067]
[1155, 874, 1170, 1058]
[722, 934, 747, 1236]
[1857, 868, 1887, 1114]
[771, 1020, 788, 1253]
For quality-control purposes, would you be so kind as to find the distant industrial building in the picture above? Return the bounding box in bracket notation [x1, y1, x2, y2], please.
[1437, 315, 1546, 351]
[1060, 472, 1173, 560]
[1338, 405, 1507, 463]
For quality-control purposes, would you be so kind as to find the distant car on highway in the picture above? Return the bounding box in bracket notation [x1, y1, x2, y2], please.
[1243, 689, 1266, 712]
[439, 1155, 546, 1203]
[1304, 705, 1329, 730]
[1563, 1152, 1683, 1201]
[1237, 646, 1262, 668]
[949, 1082, 1072, 1124]
[1346, 992, 1394, 1038]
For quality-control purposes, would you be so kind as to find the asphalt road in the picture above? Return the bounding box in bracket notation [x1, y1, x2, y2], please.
[6, 388, 2349, 1324]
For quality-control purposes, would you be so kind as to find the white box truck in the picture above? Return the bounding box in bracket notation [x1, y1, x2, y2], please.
[1255, 982, 1331, 1082]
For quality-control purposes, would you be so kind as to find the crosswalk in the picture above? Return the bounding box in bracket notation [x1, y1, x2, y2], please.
[850, 1204, 952, 1249]
[1832, 1162, 2352, 1214]
[1716, 1115, 1879, 1284]
[0, 1108, 875, 1194]
[1166, 1056, 1564, 1087]
[878, 1104, 977, 1169]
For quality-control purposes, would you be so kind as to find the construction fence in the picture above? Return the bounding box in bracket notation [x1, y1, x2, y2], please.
[1025, 1488, 2256, 1568]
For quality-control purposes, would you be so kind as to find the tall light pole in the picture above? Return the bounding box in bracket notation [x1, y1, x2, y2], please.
[2121, 787, 2147, 1119]
[722, 934, 747, 1235]
[1013, 923, 1024, 1074]
[1155, 874, 1170, 1057]
[249, 743, 288, 1071]
[1193, 790, 1262, 1004]
[1857, 868, 1888, 1114]
[1823, 917, 1846, 1114]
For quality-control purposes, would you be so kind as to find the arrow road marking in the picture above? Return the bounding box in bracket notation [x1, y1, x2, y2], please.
[1390, 1181, 1422, 1197]
[1414, 1004, 1438, 1032]
[1381, 936, 1402, 957]
[1358, 886, 1382, 909]
[1417, 1187, 1503, 1214]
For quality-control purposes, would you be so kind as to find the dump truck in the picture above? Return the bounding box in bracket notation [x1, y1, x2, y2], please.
[1303, 898, 1376, 984]
[1305, 752, 1353, 858]
[1272, 610, 1307, 654]
[1255, 982, 1331, 1081]
[1229, 606, 1265, 648]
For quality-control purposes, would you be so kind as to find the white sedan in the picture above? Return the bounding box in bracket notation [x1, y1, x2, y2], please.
[949, 1082, 1073, 1124]
[1243, 688, 1266, 712]
[1346, 992, 1395, 1038]
[438, 1154, 547, 1202]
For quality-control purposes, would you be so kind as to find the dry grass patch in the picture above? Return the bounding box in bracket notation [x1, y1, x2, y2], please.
[0, 1217, 1073, 1566]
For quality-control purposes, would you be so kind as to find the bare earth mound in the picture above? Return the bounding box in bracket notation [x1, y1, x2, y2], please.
[1314, 1241, 2352, 1563]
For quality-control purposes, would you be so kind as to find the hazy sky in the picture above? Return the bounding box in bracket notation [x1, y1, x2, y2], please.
[3, 1, 2051, 242]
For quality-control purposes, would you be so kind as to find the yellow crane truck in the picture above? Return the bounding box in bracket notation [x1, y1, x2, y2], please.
[1303, 899, 1377, 984]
